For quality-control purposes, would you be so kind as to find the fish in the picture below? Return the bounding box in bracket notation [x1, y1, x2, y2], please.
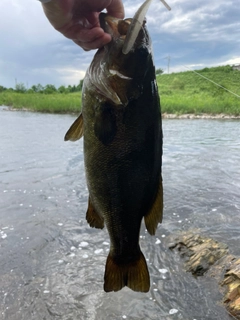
[65, 1, 164, 293]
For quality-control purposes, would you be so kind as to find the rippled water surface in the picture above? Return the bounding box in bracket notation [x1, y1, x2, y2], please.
[0, 107, 239, 320]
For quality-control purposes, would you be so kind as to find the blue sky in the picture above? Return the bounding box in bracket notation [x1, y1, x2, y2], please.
[0, 0, 239, 88]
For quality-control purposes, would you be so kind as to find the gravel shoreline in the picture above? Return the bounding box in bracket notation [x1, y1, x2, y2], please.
[2, 106, 240, 119]
[162, 113, 240, 119]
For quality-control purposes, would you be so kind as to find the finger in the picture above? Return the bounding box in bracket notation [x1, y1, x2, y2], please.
[60, 24, 103, 42]
[74, 33, 112, 51]
[107, 0, 125, 19]
[75, 27, 110, 44]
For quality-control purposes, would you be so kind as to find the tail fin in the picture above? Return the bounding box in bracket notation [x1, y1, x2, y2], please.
[104, 251, 150, 292]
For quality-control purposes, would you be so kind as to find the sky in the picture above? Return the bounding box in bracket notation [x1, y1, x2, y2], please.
[0, 0, 240, 89]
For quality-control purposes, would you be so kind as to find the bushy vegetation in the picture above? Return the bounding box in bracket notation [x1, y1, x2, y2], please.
[0, 65, 240, 115]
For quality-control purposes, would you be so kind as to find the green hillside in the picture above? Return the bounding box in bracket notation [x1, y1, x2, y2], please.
[157, 65, 240, 115]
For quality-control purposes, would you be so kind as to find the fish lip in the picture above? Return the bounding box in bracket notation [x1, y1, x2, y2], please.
[99, 13, 120, 39]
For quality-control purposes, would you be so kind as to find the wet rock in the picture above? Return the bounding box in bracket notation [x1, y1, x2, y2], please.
[168, 231, 228, 276]
[222, 258, 240, 318]
[168, 230, 240, 319]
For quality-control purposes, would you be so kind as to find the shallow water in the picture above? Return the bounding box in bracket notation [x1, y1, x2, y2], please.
[0, 107, 239, 320]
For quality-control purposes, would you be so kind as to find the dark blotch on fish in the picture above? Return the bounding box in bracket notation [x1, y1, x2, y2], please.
[94, 102, 117, 145]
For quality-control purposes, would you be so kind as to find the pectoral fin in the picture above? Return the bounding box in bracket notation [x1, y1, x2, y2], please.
[86, 198, 104, 229]
[64, 113, 84, 141]
[144, 177, 163, 235]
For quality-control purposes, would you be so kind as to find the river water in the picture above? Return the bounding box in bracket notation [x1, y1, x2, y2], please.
[0, 107, 239, 320]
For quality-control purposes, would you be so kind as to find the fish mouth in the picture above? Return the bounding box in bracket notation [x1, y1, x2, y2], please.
[99, 13, 131, 41]
[99, 12, 147, 55]
[100, 0, 171, 54]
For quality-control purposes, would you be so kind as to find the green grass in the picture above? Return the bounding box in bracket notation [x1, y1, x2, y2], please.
[1, 65, 240, 115]
[0, 91, 81, 113]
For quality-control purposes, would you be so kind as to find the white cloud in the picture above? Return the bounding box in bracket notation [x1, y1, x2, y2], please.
[55, 68, 86, 86]
[219, 57, 240, 66]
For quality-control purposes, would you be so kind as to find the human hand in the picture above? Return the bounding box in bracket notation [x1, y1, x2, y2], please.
[41, 0, 124, 51]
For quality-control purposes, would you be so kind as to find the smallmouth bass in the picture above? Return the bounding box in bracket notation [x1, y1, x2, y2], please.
[65, 3, 163, 293]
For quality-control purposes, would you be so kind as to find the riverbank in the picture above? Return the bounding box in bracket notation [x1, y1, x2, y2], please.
[1, 91, 240, 116]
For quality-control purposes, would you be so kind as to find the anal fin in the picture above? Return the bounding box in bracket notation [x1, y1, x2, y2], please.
[104, 251, 150, 293]
[144, 176, 163, 235]
[64, 113, 84, 141]
[86, 198, 104, 229]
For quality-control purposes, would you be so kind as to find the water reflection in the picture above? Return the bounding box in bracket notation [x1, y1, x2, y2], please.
[0, 108, 239, 319]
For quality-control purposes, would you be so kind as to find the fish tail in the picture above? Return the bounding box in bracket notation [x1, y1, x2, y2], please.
[104, 251, 150, 292]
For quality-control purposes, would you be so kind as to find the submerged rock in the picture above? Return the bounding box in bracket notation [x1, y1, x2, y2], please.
[168, 230, 240, 319]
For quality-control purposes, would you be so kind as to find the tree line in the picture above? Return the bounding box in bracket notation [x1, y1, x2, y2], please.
[0, 68, 164, 94]
[0, 80, 84, 94]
